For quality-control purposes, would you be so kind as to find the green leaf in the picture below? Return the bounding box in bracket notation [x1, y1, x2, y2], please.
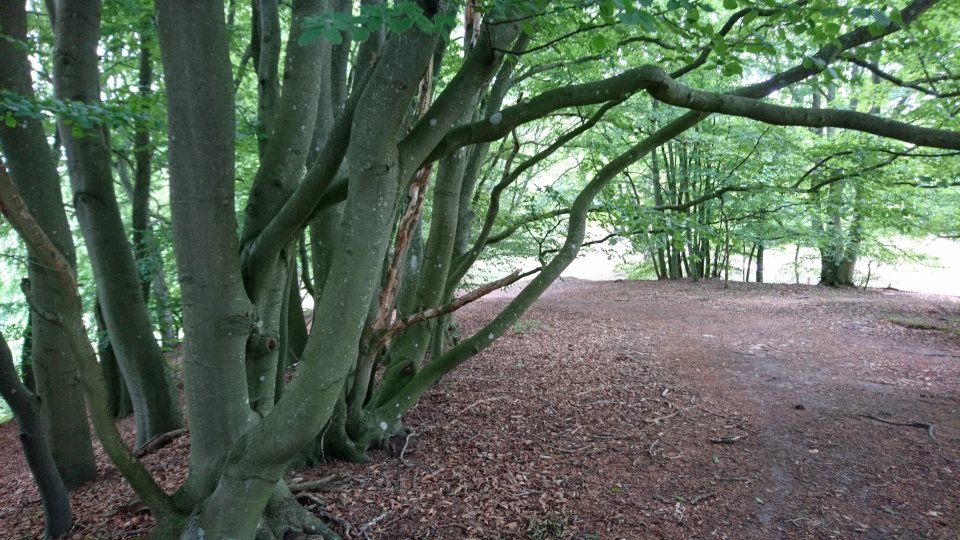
[821, 7, 846, 17]
[321, 26, 343, 45]
[635, 12, 657, 32]
[867, 22, 884, 36]
[872, 10, 890, 29]
[4, 114, 15, 128]
[386, 14, 414, 33]
[743, 9, 759, 25]
[745, 43, 764, 54]
[350, 25, 370, 42]
[591, 34, 607, 50]
[890, 9, 904, 26]
[298, 26, 323, 46]
[723, 0, 737, 8]
[522, 20, 534, 35]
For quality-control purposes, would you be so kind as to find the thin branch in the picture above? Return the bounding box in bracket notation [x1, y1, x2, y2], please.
[846, 56, 960, 98]
[382, 269, 532, 343]
[492, 24, 614, 56]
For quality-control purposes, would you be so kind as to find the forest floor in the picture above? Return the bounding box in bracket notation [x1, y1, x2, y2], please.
[2, 279, 960, 540]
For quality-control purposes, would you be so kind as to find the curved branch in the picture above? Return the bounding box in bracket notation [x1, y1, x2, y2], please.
[846, 56, 960, 98]
[644, 66, 960, 150]
[448, 99, 622, 286]
[426, 0, 941, 164]
[0, 164, 179, 521]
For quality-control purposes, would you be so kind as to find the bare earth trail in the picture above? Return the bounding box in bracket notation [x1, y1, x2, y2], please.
[2, 279, 959, 539]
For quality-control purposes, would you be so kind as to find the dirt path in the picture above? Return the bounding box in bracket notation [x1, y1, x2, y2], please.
[2, 279, 958, 539]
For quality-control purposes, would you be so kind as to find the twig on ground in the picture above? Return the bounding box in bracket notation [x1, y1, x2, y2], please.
[787, 516, 808, 527]
[315, 509, 353, 537]
[557, 445, 591, 453]
[715, 476, 751, 482]
[133, 428, 188, 457]
[689, 492, 717, 504]
[709, 434, 747, 444]
[511, 489, 543, 497]
[299, 492, 327, 506]
[400, 429, 418, 467]
[462, 395, 507, 414]
[359, 511, 388, 540]
[859, 414, 937, 440]
[537, 395, 557, 413]
[647, 439, 660, 458]
[695, 404, 727, 418]
[643, 410, 680, 424]
[574, 386, 606, 397]
[287, 473, 343, 494]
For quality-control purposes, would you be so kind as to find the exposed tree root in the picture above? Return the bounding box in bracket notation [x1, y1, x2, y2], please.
[859, 414, 937, 440]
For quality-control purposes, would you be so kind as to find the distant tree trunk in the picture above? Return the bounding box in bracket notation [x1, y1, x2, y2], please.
[649, 144, 668, 279]
[0, 331, 72, 538]
[151, 259, 179, 350]
[97, 300, 133, 419]
[756, 244, 764, 283]
[53, 0, 184, 448]
[745, 243, 755, 282]
[132, 28, 155, 301]
[794, 244, 801, 284]
[0, 0, 97, 490]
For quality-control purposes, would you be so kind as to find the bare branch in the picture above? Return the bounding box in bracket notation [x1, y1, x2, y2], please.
[846, 56, 960, 98]
[382, 269, 532, 343]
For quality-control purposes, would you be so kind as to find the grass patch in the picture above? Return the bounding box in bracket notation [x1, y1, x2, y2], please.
[526, 509, 573, 540]
[513, 319, 550, 335]
[883, 316, 959, 334]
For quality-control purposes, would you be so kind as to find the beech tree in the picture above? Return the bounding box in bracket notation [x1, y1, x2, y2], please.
[1, 0, 959, 538]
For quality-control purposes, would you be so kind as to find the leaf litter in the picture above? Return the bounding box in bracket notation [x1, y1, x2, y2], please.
[1, 279, 959, 539]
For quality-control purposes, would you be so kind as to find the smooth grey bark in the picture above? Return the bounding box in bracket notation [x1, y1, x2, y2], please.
[0, 0, 97, 490]
[253, 0, 281, 158]
[241, 0, 326, 416]
[53, 0, 183, 449]
[97, 300, 133, 419]
[756, 244, 764, 283]
[132, 25, 155, 301]
[189, 22, 440, 539]
[20, 313, 35, 393]
[1, 166, 179, 522]
[156, 0, 257, 506]
[0, 331, 72, 538]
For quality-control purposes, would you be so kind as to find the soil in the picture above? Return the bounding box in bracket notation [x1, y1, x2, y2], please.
[1, 279, 959, 539]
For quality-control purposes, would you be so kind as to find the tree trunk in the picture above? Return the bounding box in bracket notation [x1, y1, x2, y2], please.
[132, 28, 155, 301]
[53, 0, 184, 449]
[97, 300, 134, 419]
[20, 311, 35, 393]
[0, 0, 97, 490]
[0, 331, 72, 538]
[156, 0, 257, 505]
[756, 243, 764, 283]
